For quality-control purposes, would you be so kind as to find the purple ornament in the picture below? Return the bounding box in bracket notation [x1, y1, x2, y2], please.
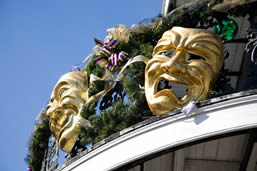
[27, 168, 32, 171]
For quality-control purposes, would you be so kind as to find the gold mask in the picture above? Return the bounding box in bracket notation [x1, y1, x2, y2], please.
[145, 27, 224, 115]
[46, 71, 91, 153]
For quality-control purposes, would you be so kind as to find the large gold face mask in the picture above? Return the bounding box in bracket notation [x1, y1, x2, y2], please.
[46, 71, 91, 153]
[145, 27, 224, 115]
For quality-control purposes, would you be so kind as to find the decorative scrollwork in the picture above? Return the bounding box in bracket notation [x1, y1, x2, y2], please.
[245, 28, 257, 64]
[40, 136, 59, 171]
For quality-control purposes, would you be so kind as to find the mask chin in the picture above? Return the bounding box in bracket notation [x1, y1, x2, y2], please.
[59, 133, 79, 153]
[58, 115, 80, 153]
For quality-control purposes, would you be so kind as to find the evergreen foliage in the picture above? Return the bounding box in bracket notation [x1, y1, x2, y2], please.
[85, 54, 105, 78]
[30, 118, 51, 171]
[80, 61, 153, 145]
[88, 80, 106, 97]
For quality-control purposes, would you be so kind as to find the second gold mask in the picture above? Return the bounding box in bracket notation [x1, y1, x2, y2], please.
[46, 71, 91, 152]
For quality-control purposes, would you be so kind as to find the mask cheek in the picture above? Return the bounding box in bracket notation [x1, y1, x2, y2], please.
[192, 64, 216, 98]
[61, 97, 80, 113]
[189, 62, 216, 80]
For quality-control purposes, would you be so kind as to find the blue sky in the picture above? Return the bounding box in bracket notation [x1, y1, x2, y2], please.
[0, 0, 161, 170]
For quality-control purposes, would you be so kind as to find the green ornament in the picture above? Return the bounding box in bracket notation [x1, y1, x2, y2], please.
[214, 18, 238, 41]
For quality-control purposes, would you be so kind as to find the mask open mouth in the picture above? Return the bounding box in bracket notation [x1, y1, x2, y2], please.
[157, 79, 188, 100]
[57, 114, 74, 142]
[61, 115, 72, 128]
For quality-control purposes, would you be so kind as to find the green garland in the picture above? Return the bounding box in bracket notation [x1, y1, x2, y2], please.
[27, 114, 51, 171]
[27, 0, 257, 170]
[80, 62, 152, 145]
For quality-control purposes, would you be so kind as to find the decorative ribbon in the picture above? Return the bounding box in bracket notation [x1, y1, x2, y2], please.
[87, 55, 149, 104]
[94, 36, 130, 72]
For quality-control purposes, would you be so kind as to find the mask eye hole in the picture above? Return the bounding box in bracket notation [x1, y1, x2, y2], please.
[158, 51, 175, 58]
[50, 97, 54, 103]
[188, 53, 206, 61]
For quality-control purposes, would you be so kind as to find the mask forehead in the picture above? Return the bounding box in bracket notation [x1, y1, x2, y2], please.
[153, 29, 181, 56]
[153, 27, 224, 72]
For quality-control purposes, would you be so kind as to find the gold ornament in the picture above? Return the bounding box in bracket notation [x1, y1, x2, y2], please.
[106, 24, 130, 43]
[46, 71, 91, 153]
[145, 27, 224, 115]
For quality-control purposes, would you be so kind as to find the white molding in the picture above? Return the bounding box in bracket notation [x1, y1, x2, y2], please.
[61, 94, 257, 171]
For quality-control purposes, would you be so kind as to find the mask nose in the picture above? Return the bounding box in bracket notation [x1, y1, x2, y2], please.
[160, 51, 186, 73]
[46, 104, 52, 118]
[46, 103, 62, 119]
